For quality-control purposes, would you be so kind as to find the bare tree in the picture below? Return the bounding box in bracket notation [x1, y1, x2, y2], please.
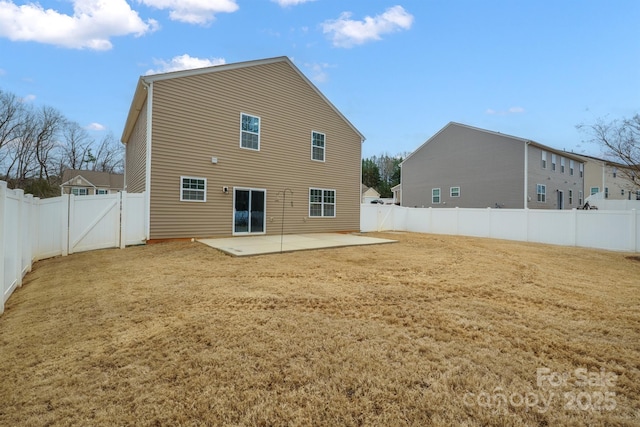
[61, 120, 92, 170]
[578, 114, 640, 188]
[91, 131, 124, 173]
[0, 90, 25, 176]
[33, 106, 64, 180]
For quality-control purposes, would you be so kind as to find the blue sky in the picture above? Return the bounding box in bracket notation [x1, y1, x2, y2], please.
[0, 0, 638, 159]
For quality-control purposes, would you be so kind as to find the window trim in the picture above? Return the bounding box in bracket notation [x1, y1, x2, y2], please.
[309, 188, 336, 218]
[536, 184, 546, 202]
[311, 131, 326, 162]
[541, 150, 547, 169]
[551, 154, 557, 171]
[180, 176, 207, 202]
[432, 188, 441, 204]
[579, 163, 584, 178]
[239, 112, 261, 151]
[569, 160, 574, 176]
[450, 186, 460, 197]
[560, 157, 565, 173]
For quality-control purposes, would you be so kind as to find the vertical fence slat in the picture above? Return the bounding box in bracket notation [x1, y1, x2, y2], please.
[0, 181, 6, 314]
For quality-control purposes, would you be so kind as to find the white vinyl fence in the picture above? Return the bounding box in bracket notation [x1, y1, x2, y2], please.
[361, 204, 639, 253]
[1, 180, 146, 314]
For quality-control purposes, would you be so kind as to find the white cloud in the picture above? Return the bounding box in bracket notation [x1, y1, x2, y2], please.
[138, 0, 238, 25]
[0, 0, 158, 50]
[272, 0, 316, 6]
[146, 54, 226, 74]
[20, 94, 36, 102]
[0, 68, 6, 76]
[322, 5, 414, 48]
[86, 122, 106, 131]
[486, 106, 526, 116]
[304, 62, 332, 83]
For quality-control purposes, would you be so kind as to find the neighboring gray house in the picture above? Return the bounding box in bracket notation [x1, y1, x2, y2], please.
[401, 122, 585, 209]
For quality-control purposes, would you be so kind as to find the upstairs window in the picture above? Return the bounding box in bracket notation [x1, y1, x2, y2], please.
[551, 154, 557, 171]
[560, 157, 565, 173]
[240, 113, 260, 150]
[579, 163, 584, 178]
[612, 167, 617, 178]
[569, 190, 573, 204]
[569, 160, 574, 176]
[541, 151, 547, 169]
[311, 131, 325, 162]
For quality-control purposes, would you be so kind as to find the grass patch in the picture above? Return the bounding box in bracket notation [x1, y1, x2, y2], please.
[1, 232, 638, 425]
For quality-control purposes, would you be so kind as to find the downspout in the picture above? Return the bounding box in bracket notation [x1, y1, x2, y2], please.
[524, 141, 530, 209]
[602, 161, 606, 199]
[142, 79, 153, 241]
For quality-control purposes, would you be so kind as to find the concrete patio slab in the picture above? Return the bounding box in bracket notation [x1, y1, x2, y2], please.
[197, 233, 396, 256]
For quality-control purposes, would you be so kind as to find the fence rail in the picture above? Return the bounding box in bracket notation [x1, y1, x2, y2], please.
[361, 204, 639, 253]
[1, 181, 146, 314]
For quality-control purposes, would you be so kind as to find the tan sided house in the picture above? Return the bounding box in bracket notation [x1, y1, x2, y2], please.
[120, 57, 365, 240]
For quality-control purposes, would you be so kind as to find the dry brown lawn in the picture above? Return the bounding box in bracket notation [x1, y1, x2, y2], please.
[1, 232, 639, 426]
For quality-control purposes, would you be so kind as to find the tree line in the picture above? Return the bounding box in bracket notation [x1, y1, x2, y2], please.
[0, 88, 123, 198]
[362, 153, 406, 198]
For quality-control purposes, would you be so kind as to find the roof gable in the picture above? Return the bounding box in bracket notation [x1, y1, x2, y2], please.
[61, 169, 124, 188]
[402, 122, 584, 165]
[121, 56, 364, 144]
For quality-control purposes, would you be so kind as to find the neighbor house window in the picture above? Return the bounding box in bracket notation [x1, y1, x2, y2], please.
[432, 188, 441, 204]
[551, 154, 557, 171]
[579, 191, 583, 206]
[311, 131, 325, 162]
[71, 188, 88, 196]
[537, 184, 546, 202]
[96, 189, 108, 195]
[621, 189, 625, 196]
[560, 157, 565, 173]
[590, 187, 599, 196]
[541, 150, 547, 169]
[309, 188, 335, 217]
[612, 167, 617, 178]
[450, 186, 460, 197]
[605, 187, 609, 199]
[180, 176, 206, 202]
[569, 190, 573, 205]
[569, 160, 574, 176]
[240, 113, 260, 150]
[636, 190, 640, 200]
[579, 163, 584, 177]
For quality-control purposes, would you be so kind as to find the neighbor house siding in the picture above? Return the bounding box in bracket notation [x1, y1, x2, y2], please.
[402, 124, 524, 208]
[125, 100, 148, 193]
[148, 60, 361, 239]
[526, 145, 584, 209]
